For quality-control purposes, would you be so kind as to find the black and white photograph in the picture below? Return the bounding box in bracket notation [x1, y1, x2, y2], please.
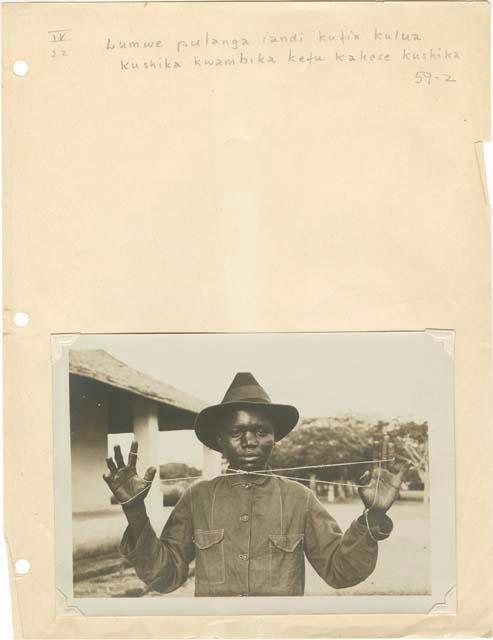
[53, 331, 454, 615]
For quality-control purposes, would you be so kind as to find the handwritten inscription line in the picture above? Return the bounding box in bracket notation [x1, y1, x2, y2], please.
[105, 28, 424, 55]
[118, 48, 459, 72]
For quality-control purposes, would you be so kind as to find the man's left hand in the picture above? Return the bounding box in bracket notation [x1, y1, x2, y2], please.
[358, 436, 408, 513]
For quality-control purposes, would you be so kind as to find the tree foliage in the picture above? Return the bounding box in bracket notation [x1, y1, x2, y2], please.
[270, 416, 428, 487]
[367, 420, 429, 485]
[159, 462, 201, 480]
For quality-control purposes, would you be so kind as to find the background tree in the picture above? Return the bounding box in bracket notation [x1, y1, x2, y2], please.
[270, 416, 429, 502]
[159, 463, 201, 506]
[159, 462, 201, 480]
[270, 417, 374, 500]
[367, 420, 429, 502]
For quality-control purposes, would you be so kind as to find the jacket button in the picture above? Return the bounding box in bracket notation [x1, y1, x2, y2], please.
[239, 553, 249, 561]
[240, 514, 249, 522]
[243, 483, 251, 489]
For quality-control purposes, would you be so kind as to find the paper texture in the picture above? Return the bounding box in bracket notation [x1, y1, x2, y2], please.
[2, 0, 491, 637]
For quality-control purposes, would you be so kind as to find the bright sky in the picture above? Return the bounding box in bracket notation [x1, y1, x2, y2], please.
[83, 332, 451, 468]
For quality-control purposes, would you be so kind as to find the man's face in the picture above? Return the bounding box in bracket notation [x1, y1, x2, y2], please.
[216, 408, 276, 472]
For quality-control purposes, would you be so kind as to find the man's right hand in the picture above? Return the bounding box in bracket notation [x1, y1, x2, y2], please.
[103, 440, 157, 506]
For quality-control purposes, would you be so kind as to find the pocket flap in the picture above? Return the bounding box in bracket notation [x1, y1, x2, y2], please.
[193, 528, 225, 550]
[269, 533, 304, 552]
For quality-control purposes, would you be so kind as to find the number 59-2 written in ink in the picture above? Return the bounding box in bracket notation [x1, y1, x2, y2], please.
[415, 71, 457, 84]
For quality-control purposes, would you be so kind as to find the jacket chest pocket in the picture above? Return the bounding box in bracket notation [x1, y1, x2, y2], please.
[269, 533, 304, 590]
[193, 529, 225, 585]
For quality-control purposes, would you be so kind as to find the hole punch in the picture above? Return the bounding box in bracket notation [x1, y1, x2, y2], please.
[13, 60, 29, 77]
[14, 312, 29, 327]
[15, 559, 31, 575]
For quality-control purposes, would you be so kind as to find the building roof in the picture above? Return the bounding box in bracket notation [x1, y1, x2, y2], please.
[69, 349, 207, 414]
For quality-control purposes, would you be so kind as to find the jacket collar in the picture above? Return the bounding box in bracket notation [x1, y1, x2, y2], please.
[224, 465, 273, 486]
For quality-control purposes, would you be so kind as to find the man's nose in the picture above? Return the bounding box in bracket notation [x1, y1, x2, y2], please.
[242, 431, 258, 447]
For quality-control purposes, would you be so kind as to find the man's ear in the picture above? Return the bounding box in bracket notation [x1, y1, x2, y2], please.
[216, 434, 223, 449]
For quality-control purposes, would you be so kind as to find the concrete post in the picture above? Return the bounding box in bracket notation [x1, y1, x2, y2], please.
[132, 397, 163, 530]
[202, 446, 222, 479]
[71, 396, 109, 513]
[309, 473, 317, 493]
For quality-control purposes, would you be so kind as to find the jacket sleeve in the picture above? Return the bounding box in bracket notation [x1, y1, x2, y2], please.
[119, 487, 195, 594]
[304, 491, 393, 589]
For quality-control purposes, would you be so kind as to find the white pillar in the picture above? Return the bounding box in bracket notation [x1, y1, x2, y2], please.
[71, 396, 109, 513]
[202, 445, 222, 479]
[309, 473, 317, 493]
[327, 485, 335, 503]
[132, 398, 162, 530]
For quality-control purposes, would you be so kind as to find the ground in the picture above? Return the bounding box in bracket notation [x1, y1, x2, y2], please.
[73, 499, 429, 598]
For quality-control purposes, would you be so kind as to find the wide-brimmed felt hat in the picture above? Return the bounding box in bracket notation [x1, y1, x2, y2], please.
[194, 372, 299, 453]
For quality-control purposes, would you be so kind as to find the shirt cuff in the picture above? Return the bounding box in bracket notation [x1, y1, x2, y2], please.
[119, 518, 153, 561]
[356, 509, 393, 541]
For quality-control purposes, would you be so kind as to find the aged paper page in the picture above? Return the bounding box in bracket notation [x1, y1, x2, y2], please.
[2, 1, 491, 638]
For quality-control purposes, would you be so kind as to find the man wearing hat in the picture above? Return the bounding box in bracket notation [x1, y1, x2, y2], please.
[104, 373, 405, 597]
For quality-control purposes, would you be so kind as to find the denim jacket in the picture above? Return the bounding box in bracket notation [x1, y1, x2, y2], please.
[120, 470, 392, 597]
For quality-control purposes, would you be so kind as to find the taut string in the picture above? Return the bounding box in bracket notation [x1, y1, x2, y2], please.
[228, 470, 371, 489]
[158, 457, 394, 488]
[253, 458, 394, 473]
